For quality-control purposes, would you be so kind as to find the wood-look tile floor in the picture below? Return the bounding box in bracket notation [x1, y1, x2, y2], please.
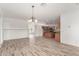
[0, 37, 79, 56]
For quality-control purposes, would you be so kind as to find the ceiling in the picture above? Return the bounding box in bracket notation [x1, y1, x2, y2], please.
[0, 3, 79, 24]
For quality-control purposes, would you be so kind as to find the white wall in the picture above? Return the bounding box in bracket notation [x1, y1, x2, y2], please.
[61, 9, 79, 47]
[3, 17, 43, 40]
[0, 9, 3, 44]
[3, 17, 29, 40]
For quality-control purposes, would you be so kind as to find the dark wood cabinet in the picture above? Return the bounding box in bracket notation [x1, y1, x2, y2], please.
[42, 26, 55, 38]
[43, 32, 54, 38]
[55, 32, 60, 42]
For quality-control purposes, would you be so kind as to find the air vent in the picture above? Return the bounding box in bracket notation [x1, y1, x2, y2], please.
[75, 3, 79, 5]
[40, 3, 47, 6]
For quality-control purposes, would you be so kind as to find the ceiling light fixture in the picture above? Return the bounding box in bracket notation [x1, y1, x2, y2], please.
[28, 5, 38, 23]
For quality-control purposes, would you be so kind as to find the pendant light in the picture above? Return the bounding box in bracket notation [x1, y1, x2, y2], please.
[28, 5, 38, 23]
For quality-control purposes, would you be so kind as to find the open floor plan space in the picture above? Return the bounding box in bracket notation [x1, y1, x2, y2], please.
[0, 37, 79, 56]
[0, 3, 79, 56]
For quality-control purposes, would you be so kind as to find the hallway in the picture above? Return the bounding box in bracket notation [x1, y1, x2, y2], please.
[0, 37, 79, 56]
